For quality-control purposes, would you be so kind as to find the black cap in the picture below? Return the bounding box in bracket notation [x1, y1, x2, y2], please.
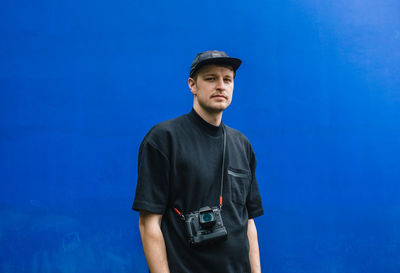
[189, 50, 242, 77]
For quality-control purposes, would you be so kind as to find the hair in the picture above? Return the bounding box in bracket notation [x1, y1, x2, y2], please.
[190, 63, 236, 82]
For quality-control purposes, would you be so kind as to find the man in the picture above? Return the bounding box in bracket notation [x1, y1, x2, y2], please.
[132, 50, 264, 273]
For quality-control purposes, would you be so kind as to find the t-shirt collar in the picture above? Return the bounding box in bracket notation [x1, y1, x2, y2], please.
[188, 108, 223, 137]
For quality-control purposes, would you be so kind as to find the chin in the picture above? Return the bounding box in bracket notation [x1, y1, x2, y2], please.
[199, 101, 230, 113]
[209, 103, 229, 112]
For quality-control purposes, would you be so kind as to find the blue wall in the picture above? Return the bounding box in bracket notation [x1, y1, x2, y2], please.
[1, 0, 399, 272]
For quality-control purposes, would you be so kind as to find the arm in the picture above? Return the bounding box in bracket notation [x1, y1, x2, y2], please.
[139, 210, 170, 273]
[248, 219, 261, 273]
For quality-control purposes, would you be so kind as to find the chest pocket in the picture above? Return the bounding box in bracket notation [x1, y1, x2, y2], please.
[228, 167, 250, 205]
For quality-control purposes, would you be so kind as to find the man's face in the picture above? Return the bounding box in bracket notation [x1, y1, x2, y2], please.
[188, 64, 235, 114]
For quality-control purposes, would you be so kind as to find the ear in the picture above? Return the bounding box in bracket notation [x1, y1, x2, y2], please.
[188, 77, 197, 96]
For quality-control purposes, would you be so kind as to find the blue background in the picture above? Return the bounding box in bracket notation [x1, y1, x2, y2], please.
[1, 0, 400, 272]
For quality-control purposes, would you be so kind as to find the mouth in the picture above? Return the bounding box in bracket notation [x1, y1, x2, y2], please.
[211, 95, 227, 99]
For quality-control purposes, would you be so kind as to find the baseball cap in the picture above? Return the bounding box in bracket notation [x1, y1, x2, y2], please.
[189, 50, 242, 77]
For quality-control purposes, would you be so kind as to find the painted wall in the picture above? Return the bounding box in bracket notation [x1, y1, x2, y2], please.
[1, 0, 399, 272]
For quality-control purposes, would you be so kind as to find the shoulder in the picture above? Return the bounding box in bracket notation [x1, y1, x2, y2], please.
[224, 124, 251, 145]
[141, 113, 189, 149]
[224, 124, 255, 158]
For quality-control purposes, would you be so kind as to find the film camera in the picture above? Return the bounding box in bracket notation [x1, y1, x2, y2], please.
[184, 206, 228, 247]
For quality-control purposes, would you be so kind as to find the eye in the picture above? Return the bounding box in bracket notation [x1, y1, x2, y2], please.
[224, 78, 232, 83]
[205, 77, 215, 81]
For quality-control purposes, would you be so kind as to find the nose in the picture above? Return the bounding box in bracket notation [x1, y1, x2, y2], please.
[216, 78, 226, 90]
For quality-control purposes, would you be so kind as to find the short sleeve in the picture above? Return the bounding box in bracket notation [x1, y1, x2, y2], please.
[246, 146, 264, 219]
[132, 141, 170, 214]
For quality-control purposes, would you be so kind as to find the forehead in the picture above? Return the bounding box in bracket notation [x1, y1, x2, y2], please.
[197, 64, 234, 76]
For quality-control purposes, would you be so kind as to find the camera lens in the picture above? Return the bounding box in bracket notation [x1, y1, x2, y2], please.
[202, 212, 213, 222]
[198, 206, 216, 228]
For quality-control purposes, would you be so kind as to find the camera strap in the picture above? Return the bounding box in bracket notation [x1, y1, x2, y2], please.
[174, 124, 227, 220]
[219, 125, 226, 209]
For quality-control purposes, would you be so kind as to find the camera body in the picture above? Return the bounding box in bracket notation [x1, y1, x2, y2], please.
[184, 206, 228, 247]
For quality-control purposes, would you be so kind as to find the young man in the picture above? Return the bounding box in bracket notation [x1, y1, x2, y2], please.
[133, 50, 264, 273]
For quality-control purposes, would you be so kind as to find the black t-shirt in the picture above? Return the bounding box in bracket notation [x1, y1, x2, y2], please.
[133, 109, 264, 273]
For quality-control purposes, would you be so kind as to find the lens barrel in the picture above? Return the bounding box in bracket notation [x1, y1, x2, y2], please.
[199, 206, 216, 228]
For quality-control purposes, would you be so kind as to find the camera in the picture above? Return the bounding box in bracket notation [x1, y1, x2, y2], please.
[184, 206, 228, 247]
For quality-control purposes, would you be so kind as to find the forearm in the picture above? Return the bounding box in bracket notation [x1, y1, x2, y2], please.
[248, 219, 261, 273]
[139, 212, 170, 273]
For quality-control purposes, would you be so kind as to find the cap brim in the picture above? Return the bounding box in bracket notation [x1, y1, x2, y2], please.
[191, 57, 242, 76]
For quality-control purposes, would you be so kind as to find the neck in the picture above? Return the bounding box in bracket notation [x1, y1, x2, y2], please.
[193, 104, 223, 127]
